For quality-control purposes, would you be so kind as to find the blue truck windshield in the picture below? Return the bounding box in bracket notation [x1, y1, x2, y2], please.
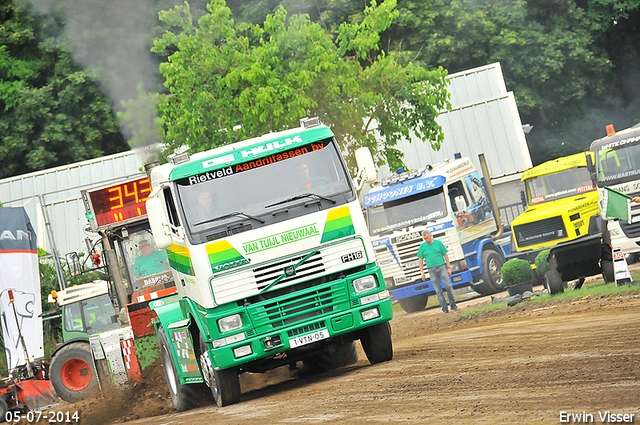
[367, 188, 447, 235]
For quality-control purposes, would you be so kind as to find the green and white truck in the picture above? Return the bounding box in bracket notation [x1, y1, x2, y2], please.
[145, 118, 394, 409]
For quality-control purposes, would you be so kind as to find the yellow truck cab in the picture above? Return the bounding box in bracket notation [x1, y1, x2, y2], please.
[508, 152, 607, 293]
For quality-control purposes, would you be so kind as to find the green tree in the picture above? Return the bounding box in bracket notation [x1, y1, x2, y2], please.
[152, 0, 450, 171]
[227, 0, 640, 165]
[0, 0, 128, 179]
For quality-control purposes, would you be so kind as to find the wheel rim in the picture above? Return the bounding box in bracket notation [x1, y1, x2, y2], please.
[211, 371, 219, 401]
[488, 257, 502, 285]
[60, 358, 92, 391]
[162, 347, 178, 396]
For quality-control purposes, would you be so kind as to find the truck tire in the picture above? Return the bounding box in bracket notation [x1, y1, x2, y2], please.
[303, 340, 359, 372]
[196, 332, 240, 407]
[158, 326, 210, 412]
[544, 269, 565, 295]
[473, 250, 505, 295]
[601, 259, 615, 283]
[0, 397, 8, 420]
[360, 322, 393, 364]
[398, 294, 428, 313]
[209, 367, 241, 407]
[49, 343, 99, 402]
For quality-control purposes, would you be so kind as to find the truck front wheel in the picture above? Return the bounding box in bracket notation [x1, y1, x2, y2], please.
[360, 322, 393, 364]
[198, 333, 241, 407]
[601, 259, 614, 283]
[49, 343, 99, 402]
[398, 294, 428, 313]
[544, 268, 565, 295]
[209, 367, 241, 407]
[473, 250, 505, 295]
[158, 326, 210, 411]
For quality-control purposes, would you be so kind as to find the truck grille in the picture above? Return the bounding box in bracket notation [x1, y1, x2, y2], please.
[374, 231, 450, 287]
[212, 238, 366, 305]
[253, 252, 325, 290]
[619, 219, 640, 238]
[513, 216, 566, 248]
[246, 279, 349, 333]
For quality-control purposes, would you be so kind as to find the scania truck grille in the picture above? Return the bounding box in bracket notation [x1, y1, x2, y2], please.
[619, 219, 640, 238]
[374, 231, 450, 287]
[513, 216, 566, 248]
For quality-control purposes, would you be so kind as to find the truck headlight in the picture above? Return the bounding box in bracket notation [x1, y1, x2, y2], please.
[353, 275, 376, 293]
[450, 260, 467, 273]
[218, 314, 242, 332]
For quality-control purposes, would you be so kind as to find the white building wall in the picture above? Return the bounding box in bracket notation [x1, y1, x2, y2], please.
[0, 151, 145, 256]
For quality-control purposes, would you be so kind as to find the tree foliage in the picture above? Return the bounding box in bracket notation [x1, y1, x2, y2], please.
[225, 0, 640, 165]
[153, 0, 450, 171]
[0, 1, 127, 179]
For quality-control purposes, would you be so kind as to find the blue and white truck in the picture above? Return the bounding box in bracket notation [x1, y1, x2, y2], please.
[363, 155, 511, 312]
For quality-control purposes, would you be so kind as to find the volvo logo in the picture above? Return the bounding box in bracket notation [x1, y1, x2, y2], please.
[284, 266, 296, 277]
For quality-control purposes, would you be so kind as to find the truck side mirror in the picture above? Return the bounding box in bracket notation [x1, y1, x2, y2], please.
[65, 252, 82, 276]
[146, 197, 173, 249]
[355, 147, 377, 184]
[585, 152, 597, 183]
[520, 190, 527, 208]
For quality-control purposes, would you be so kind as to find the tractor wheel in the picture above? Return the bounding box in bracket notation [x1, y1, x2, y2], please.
[360, 322, 393, 364]
[158, 326, 210, 411]
[545, 269, 565, 295]
[398, 294, 428, 313]
[49, 343, 99, 402]
[473, 250, 505, 295]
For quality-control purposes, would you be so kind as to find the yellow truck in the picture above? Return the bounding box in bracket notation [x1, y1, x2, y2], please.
[507, 152, 608, 294]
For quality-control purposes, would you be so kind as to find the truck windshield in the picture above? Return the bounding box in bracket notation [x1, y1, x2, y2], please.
[596, 143, 640, 183]
[525, 167, 595, 205]
[176, 138, 354, 243]
[63, 294, 120, 335]
[117, 228, 172, 293]
[367, 188, 447, 235]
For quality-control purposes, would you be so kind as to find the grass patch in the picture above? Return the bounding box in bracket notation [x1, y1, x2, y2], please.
[390, 272, 640, 316]
[460, 275, 640, 319]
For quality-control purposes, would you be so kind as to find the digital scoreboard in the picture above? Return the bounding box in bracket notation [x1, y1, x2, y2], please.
[82, 176, 152, 231]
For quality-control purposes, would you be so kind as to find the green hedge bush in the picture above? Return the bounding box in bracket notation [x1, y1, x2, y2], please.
[501, 259, 533, 287]
[535, 249, 551, 277]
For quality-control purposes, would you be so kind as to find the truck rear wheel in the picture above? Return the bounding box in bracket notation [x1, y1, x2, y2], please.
[473, 250, 505, 295]
[544, 269, 565, 295]
[49, 343, 99, 402]
[398, 294, 428, 313]
[360, 322, 393, 364]
[303, 340, 358, 372]
[158, 326, 210, 411]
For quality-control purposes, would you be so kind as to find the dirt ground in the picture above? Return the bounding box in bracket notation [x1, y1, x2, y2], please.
[32, 271, 640, 425]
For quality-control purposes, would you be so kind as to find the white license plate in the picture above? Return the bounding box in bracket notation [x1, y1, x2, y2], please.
[288, 329, 330, 348]
[402, 260, 419, 270]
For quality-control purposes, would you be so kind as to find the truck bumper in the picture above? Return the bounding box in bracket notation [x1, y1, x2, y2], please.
[550, 233, 603, 281]
[507, 234, 603, 281]
[388, 270, 473, 301]
[211, 296, 393, 370]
